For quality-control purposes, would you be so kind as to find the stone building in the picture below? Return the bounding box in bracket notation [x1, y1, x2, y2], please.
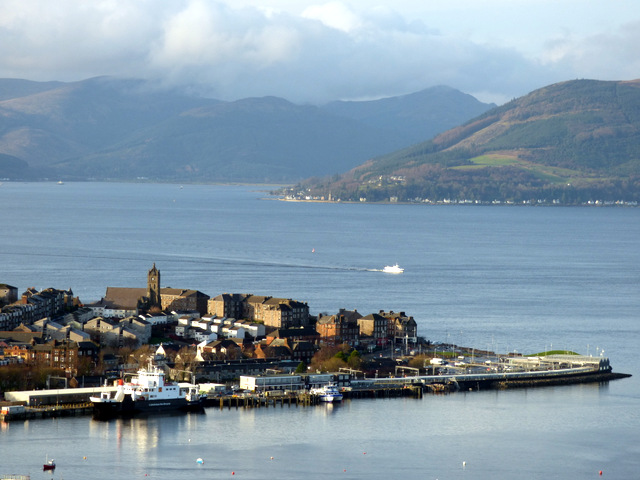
[160, 288, 209, 316]
[88, 265, 209, 317]
[147, 263, 161, 309]
[29, 340, 99, 373]
[0, 287, 75, 330]
[208, 293, 247, 318]
[379, 311, 418, 343]
[357, 312, 389, 347]
[0, 284, 18, 306]
[209, 293, 310, 329]
[316, 309, 361, 347]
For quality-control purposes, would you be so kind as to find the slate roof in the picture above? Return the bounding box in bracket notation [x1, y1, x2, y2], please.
[103, 287, 147, 309]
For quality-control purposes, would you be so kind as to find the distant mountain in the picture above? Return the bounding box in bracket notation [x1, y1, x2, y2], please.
[0, 77, 494, 182]
[54, 96, 409, 183]
[294, 79, 640, 204]
[321, 85, 495, 146]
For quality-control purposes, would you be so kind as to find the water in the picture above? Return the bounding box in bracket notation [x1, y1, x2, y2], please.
[0, 182, 639, 479]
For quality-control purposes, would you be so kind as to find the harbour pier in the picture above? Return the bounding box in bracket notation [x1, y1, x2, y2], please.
[1, 354, 631, 422]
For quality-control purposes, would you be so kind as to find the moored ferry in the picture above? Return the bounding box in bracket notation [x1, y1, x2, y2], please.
[90, 364, 205, 419]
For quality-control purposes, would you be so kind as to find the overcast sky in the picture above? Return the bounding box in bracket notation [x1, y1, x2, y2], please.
[1, 0, 638, 104]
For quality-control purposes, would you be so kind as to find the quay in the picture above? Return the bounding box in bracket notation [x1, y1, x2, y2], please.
[0, 403, 93, 421]
[208, 384, 424, 410]
[1, 355, 630, 422]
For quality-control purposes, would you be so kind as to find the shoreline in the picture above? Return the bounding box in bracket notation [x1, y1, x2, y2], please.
[1, 368, 630, 423]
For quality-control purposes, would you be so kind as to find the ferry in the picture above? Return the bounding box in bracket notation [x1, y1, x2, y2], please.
[90, 363, 205, 419]
[310, 384, 343, 402]
[382, 264, 404, 274]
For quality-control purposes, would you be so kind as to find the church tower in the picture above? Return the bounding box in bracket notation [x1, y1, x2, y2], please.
[147, 263, 161, 309]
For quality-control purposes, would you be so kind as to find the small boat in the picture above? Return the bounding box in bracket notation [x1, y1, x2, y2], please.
[310, 384, 343, 402]
[90, 362, 206, 419]
[43, 459, 55, 471]
[382, 264, 404, 274]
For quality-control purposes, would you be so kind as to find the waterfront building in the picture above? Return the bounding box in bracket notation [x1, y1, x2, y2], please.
[358, 312, 389, 347]
[189, 358, 298, 383]
[239, 373, 305, 393]
[379, 311, 418, 344]
[316, 309, 361, 347]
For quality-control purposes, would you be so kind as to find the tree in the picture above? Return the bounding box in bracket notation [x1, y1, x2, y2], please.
[347, 350, 362, 370]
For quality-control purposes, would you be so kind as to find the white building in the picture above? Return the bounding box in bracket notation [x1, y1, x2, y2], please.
[239, 374, 305, 393]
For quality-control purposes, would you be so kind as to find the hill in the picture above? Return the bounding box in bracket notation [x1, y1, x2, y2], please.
[293, 79, 640, 204]
[0, 78, 494, 182]
[322, 85, 495, 146]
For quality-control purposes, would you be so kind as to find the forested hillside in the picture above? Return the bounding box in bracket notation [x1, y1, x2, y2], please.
[292, 79, 640, 204]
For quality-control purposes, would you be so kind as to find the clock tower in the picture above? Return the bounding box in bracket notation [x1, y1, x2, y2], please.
[147, 263, 161, 309]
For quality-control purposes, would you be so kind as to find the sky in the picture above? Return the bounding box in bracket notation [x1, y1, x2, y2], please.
[0, 0, 638, 105]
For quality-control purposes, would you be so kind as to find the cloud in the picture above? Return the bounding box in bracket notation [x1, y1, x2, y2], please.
[541, 20, 640, 81]
[0, 0, 637, 104]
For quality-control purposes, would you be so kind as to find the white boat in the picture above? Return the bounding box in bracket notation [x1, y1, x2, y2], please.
[90, 363, 205, 419]
[383, 264, 404, 274]
[310, 384, 343, 402]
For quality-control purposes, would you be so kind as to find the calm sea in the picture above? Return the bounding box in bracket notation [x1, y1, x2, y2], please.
[0, 182, 639, 479]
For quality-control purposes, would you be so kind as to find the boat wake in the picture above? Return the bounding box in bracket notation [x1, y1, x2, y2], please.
[1, 249, 385, 274]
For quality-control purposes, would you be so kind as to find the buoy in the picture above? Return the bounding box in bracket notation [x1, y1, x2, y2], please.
[599, 471, 603, 476]
[232, 472, 235, 475]
[463, 461, 466, 467]
[270, 456, 274, 460]
[83, 456, 87, 460]
[363, 452, 366, 455]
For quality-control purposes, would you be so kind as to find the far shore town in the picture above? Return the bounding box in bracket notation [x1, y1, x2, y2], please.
[0, 265, 629, 417]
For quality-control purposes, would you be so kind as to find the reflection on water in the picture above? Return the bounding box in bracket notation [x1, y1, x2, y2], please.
[0, 383, 637, 480]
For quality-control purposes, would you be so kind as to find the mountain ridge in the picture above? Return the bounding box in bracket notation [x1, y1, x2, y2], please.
[0, 77, 494, 182]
